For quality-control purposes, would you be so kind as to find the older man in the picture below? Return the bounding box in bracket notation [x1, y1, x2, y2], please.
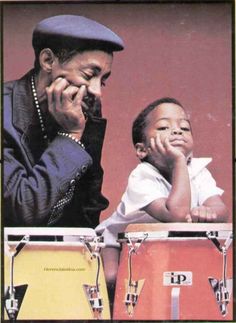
[4, 15, 124, 227]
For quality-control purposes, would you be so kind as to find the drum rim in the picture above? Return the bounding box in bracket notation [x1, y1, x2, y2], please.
[118, 229, 233, 242]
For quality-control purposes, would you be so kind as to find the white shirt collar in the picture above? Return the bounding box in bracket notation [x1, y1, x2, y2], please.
[187, 157, 212, 179]
[141, 157, 212, 181]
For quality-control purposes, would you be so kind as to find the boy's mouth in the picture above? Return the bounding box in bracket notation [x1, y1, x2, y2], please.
[169, 139, 187, 147]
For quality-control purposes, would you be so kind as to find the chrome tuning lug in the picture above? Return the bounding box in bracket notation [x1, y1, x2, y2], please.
[124, 279, 145, 316]
[208, 232, 233, 317]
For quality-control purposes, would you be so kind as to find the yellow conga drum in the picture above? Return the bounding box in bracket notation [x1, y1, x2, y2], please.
[4, 227, 110, 320]
[113, 223, 233, 320]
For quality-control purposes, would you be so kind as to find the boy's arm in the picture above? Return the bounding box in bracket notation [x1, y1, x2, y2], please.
[165, 155, 191, 220]
[143, 156, 191, 222]
[190, 195, 229, 223]
[143, 135, 191, 222]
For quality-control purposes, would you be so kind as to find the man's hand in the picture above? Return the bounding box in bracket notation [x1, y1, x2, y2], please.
[188, 206, 217, 222]
[46, 77, 87, 139]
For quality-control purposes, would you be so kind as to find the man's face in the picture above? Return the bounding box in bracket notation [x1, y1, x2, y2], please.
[51, 50, 113, 113]
[144, 103, 194, 159]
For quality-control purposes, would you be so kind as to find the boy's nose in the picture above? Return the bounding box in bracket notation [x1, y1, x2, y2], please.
[171, 128, 183, 135]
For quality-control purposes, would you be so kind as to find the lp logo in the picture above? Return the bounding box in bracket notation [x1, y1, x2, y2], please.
[163, 271, 192, 286]
[171, 273, 187, 284]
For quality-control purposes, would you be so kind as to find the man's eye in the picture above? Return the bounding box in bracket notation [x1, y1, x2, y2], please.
[101, 80, 106, 87]
[157, 127, 169, 131]
[181, 127, 190, 131]
[83, 73, 93, 81]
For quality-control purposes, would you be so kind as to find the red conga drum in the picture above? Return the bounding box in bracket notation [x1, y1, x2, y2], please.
[113, 223, 233, 320]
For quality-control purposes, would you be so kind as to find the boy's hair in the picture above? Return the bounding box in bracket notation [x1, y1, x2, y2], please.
[132, 97, 184, 146]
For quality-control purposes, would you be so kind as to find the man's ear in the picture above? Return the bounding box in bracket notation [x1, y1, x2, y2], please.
[135, 143, 148, 160]
[39, 48, 56, 73]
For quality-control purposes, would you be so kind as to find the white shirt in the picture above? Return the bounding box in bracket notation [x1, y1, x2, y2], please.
[96, 158, 224, 247]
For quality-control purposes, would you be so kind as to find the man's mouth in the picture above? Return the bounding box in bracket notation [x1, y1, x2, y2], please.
[82, 95, 101, 117]
[81, 100, 90, 112]
[83, 95, 93, 107]
[82, 95, 95, 114]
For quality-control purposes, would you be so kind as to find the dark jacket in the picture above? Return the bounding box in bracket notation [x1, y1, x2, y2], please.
[4, 70, 109, 227]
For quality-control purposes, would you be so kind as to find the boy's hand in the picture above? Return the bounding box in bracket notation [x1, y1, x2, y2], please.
[150, 133, 186, 168]
[46, 77, 87, 138]
[189, 206, 217, 222]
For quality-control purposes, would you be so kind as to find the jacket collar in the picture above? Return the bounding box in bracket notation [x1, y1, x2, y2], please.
[11, 70, 48, 165]
[12, 69, 38, 135]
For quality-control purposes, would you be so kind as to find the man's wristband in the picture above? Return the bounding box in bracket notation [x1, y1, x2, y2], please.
[57, 131, 85, 150]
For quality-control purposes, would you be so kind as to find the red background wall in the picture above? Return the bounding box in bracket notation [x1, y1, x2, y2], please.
[3, 2, 232, 222]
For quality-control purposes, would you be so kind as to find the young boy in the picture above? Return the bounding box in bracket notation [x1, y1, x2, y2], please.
[96, 97, 228, 288]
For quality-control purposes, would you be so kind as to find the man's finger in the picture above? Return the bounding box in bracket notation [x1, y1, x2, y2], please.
[62, 85, 80, 105]
[73, 85, 87, 106]
[47, 77, 69, 109]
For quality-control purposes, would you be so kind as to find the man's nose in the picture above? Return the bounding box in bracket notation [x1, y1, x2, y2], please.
[87, 79, 102, 99]
[171, 128, 183, 135]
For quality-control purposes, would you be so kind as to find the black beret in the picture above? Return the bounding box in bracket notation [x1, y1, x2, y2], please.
[32, 15, 124, 53]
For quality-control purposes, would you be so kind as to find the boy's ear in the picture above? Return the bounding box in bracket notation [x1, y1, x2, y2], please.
[39, 48, 56, 73]
[135, 143, 148, 160]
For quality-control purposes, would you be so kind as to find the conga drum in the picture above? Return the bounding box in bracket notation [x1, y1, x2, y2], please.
[113, 223, 233, 320]
[4, 227, 110, 320]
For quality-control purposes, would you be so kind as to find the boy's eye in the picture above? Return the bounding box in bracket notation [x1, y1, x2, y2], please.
[157, 127, 169, 131]
[181, 127, 190, 131]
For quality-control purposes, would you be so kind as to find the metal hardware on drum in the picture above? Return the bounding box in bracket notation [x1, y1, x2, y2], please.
[83, 284, 103, 319]
[208, 231, 233, 317]
[5, 235, 29, 321]
[171, 287, 180, 320]
[124, 235, 147, 316]
[124, 279, 145, 316]
[82, 237, 105, 319]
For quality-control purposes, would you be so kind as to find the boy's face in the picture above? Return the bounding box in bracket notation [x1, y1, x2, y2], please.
[143, 103, 194, 159]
